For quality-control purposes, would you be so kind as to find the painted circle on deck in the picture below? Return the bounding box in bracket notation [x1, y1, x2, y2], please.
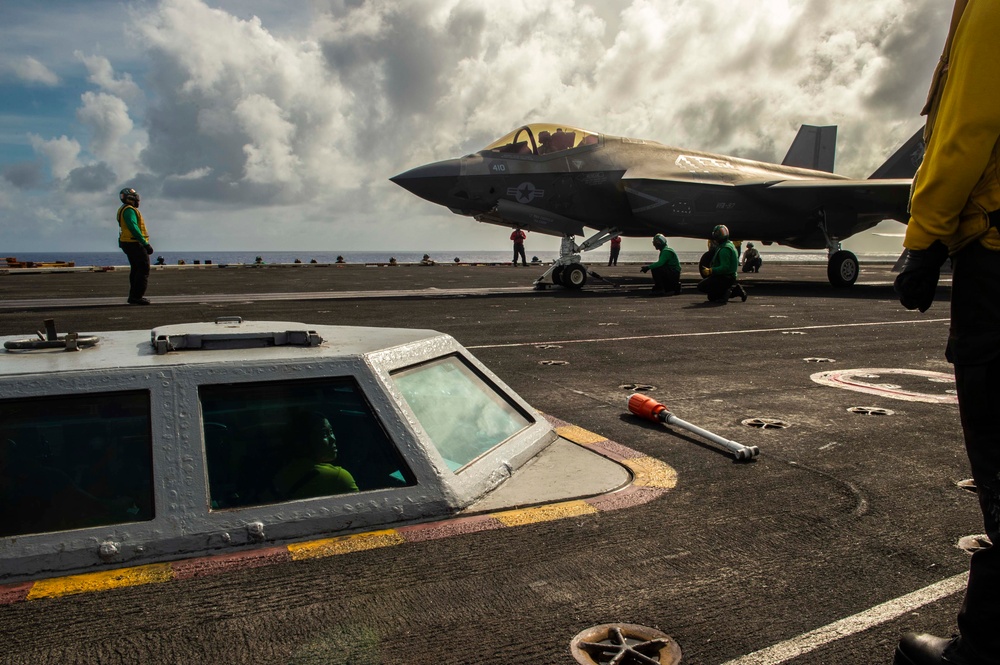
[810, 368, 957, 404]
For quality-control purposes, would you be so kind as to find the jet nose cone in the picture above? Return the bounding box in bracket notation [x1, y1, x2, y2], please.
[390, 158, 462, 205]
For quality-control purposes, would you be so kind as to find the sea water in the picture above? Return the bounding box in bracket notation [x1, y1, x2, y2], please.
[5, 250, 898, 267]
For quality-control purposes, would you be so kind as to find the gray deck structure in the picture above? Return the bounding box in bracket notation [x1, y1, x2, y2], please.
[1, 318, 636, 582]
[0, 262, 977, 665]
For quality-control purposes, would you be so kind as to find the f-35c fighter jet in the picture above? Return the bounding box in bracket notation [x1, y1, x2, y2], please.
[391, 123, 923, 289]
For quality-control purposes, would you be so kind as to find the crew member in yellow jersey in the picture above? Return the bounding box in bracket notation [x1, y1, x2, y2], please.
[893, 1, 1000, 663]
[116, 187, 154, 305]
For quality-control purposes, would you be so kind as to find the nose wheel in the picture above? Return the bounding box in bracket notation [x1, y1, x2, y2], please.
[533, 229, 619, 290]
[560, 263, 588, 289]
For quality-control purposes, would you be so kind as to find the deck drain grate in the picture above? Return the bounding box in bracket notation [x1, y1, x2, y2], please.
[847, 406, 894, 416]
[804, 357, 836, 363]
[957, 534, 992, 555]
[741, 417, 790, 429]
[536, 344, 563, 350]
[570, 623, 682, 665]
[619, 383, 656, 392]
[538, 360, 569, 366]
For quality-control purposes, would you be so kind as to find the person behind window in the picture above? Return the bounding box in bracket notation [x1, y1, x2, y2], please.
[537, 130, 553, 155]
[272, 412, 358, 500]
[550, 128, 574, 151]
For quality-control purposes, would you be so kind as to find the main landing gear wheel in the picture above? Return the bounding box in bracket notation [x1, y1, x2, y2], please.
[551, 265, 565, 286]
[561, 263, 588, 289]
[827, 250, 859, 288]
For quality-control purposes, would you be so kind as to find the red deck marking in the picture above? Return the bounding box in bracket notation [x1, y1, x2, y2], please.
[585, 485, 668, 511]
[171, 546, 292, 581]
[396, 515, 506, 543]
[0, 581, 33, 605]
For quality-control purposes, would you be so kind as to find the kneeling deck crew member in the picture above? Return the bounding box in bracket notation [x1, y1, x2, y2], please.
[640, 234, 681, 295]
[698, 225, 747, 303]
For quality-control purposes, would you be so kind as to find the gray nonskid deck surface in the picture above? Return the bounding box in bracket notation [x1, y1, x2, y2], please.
[0, 263, 972, 665]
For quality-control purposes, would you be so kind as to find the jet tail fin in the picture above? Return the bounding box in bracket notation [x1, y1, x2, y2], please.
[782, 125, 837, 173]
[868, 128, 925, 179]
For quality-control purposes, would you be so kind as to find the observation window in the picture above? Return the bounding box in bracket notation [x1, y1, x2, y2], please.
[199, 377, 414, 510]
[392, 356, 532, 472]
[484, 123, 598, 156]
[0, 391, 155, 537]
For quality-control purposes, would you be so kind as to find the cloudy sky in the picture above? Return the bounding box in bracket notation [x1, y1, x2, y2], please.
[0, 0, 947, 256]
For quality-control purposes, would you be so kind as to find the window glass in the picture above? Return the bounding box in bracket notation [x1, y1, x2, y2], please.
[200, 377, 414, 510]
[484, 123, 598, 156]
[0, 391, 154, 537]
[392, 356, 532, 472]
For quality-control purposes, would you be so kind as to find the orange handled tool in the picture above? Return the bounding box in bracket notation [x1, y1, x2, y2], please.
[628, 393, 759, 461]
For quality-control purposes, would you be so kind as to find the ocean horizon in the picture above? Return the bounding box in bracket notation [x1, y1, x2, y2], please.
[3, 249, 901, 268]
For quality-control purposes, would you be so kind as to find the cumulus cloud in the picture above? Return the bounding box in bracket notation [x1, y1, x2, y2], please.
[2, 162, 45, 189]
[6, 56, 59, 85]
[233, 94, 301, 186]
[76, 92, 134, 158]
[1, 0, 952, 252]
[309, 0, 942, 177]
[126, 0, 947, 205]
[135, 0, 355, 202]
[66, 162, 117, 193]
[29, 135, 82, 180]
[75, 52, 143, 101]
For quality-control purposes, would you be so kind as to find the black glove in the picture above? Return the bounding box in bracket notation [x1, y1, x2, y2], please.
[894, 241, 948, 312]
[640, 266, 649, 273]
[145, 244, 154, 255]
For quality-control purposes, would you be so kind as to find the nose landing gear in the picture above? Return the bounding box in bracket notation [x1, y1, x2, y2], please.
[534, 230, 618, 290]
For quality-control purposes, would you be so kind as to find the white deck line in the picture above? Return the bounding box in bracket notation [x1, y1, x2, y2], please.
[467, 318, 950, 349]
[720, 572, 968, 665]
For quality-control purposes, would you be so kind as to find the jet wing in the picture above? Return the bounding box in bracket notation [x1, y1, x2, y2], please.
[735, 178, 912, 219]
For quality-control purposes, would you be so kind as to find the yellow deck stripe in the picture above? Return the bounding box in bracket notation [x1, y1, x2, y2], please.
[27, 563, 174, 600]
[287, 529, 405, 561]
[493, 499, 598, 527]
[623, 456, 679, 489]
[555, 425, 608, 445]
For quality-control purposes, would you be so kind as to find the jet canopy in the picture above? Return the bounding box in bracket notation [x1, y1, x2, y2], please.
[484, 123, 598, 156]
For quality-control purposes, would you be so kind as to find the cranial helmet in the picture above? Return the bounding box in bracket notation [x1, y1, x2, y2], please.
[652, 234, 667, 249]
[747, 242, 754, 248]
[119, 188, 140, 205]
[711, 224, 730, 242]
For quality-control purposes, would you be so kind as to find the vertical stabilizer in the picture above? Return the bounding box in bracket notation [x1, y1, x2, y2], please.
[868, 128, 925, 179]
[782, 125, 837, 173]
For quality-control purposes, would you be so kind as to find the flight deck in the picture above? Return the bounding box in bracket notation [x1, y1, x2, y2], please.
[0, 261, 973, 665]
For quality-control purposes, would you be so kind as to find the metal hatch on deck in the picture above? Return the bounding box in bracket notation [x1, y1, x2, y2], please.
[151, 317, 323, 354]
[0, 319, 631, 584]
